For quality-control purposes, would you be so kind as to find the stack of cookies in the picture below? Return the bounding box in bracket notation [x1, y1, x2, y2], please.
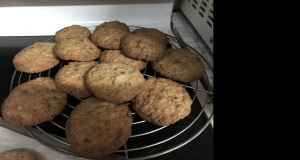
[2, 20, 207, 158]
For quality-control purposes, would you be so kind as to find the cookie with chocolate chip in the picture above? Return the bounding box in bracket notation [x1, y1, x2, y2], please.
[132, 27, 168, 44]
[54, 61, 98, 99]
[12, 42, 60, 73]
[54, 38, 101, 61]
[1, 77, 68, 126]
[91, 21, 129, 49]
[55, 25, 91, 43]
[85, 62, 146, 103]
[151, 48, 205, 82]
[65, 97, 132, 158]
[94, 20, 129, 32]
[99, 49, 148, 71]
[132, 77, 192, 126]
[120, 33, 166, 61]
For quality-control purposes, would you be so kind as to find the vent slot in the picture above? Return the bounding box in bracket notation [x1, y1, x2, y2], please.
[193, 0, 198, 4]
[206, 20, 212, 28]
[198, 12, 204, 18]
[208, 11, 213, 20]
[192, 4, 196, 9]
[208, 15, 213, 22]
[200, 6, 205, 12]
[210, 9, 213, 14]
[201, 1, 207, 7]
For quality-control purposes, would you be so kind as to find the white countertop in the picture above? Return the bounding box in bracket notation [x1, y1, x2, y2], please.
[0, 126, 82, 160]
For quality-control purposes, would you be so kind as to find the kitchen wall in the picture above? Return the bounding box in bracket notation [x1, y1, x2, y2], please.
[0, 0, 175, 36]
[0, 0, 173, 6]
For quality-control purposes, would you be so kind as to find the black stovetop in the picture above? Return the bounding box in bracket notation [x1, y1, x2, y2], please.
[0, 36, 213, 160]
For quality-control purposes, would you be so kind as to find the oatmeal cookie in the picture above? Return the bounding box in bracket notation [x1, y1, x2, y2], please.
[54, 61, 98, 98]
[54, 25, 91, 43]
[120, 33, 166, 61]
[152, 48, 205, 82]
[65, 97, 132, 158]
[99, 49, 148, 70]
[85, 62, 146, 103]
[54, 38, 101, 61]
[0, 149, 37, 160]
[12, 42, 59, 73]
[1, 77, 68, 126]
[132, 77, 192, 126]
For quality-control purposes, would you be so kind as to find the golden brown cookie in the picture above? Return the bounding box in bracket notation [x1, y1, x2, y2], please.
[54, 38, 101, 61]
[91, 21, 129, 49]
[120, 33, 167, 61]
[1, 77, 68, 126]
[0, 149, 37, 160]
[65, 97, 132, 158]
[54, 25, 91, 43]
[94, 20, 129, 32]
[54, 61, 98, 99]
[85, 62, 146, 103]
[99, 49, 148, 71]
[132, 78, 192, 126]
[151, 48, 206, 82]
[12, 42, 60, 73]
[132, 27, 168, 44]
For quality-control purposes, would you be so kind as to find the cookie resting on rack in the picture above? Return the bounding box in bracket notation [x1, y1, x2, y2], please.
[132, 77, 192, 126]
[94, 20, 129, 32]
[54, 25, 91, 43]
[91, 21, 129, 49]
[85, 62, 146, 103]
[54, 61, 98, 99]
[1, 77, 68, 126]
[65, 97, 133, 158]
[132, 27, 169, 44]
[120, 33, 167, 61]
[99, 49, 148, 71]
[151, 48, 206, 82]
[54, 38, 101, 62]
[12, 42, 60, 73]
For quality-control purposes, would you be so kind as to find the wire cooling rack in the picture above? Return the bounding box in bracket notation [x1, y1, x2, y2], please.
[9, 26, 214, 160]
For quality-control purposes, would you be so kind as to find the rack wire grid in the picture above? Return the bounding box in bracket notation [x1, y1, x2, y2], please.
[9, 26, 214, 160]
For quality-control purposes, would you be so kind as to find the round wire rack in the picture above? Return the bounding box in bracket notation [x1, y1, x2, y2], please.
[9, 26, 214, 160]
